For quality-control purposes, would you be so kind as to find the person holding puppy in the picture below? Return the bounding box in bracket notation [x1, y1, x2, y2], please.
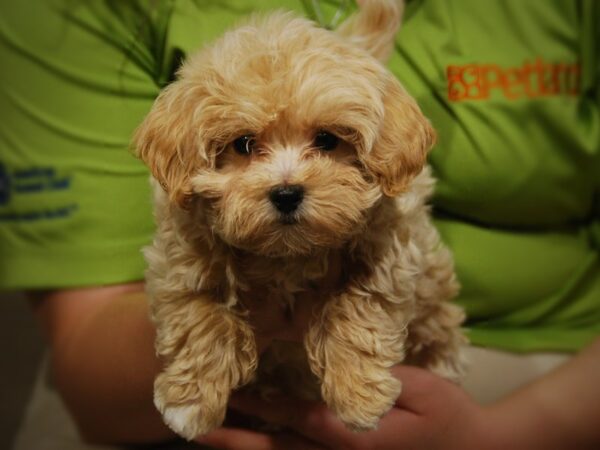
[1, 0, 598, 449]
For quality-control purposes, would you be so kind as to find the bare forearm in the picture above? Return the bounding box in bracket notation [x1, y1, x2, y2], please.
[486, 337, 600, 449]
[32, 285, 175, 444]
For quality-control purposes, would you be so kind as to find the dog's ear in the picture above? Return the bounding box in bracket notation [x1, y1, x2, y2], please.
[336, 0, 403, 62]
[133, 82, 210, 208]
[361, 74, 435, 197]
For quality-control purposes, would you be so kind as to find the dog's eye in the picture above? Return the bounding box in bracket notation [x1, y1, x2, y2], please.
[233, 135, 256, 155]
[314, 131, 339, 151]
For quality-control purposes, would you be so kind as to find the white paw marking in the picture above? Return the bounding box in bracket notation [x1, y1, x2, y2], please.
[155, 396, 199, 440]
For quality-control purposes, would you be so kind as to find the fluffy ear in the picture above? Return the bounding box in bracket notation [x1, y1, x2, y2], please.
[133, 82, 209, 208]
[336, 0, 403, 62]
[362, 74, 436, 197]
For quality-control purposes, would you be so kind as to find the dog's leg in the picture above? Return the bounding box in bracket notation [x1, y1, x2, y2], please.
[305, 290, 409, 431]
[152, 296, 257, 440]
[405, 244, 467, 382]
[405, 301, 467, 382]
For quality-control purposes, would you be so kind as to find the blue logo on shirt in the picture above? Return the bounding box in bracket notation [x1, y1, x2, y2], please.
[0, 164, 10, 205]
[0, 165, 77, 221]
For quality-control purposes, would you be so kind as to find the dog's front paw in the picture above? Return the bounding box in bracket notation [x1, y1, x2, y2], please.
[154, 374, 227, 440]
[323, 370, 402, 432]
[160, 403, 206, 440]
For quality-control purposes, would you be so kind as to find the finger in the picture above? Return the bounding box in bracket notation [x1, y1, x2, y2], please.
[231, 367, 441, 446]
[232, 369, 432, 420]
[197, 427, 273, 450]
[196, 427, 324, 450]
[391, 365, 457, 413]
[373, 406, 424, 449]
[230, 393, 371, 448]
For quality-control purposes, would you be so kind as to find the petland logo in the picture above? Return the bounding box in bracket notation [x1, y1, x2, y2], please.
[447, 58, 580, 102]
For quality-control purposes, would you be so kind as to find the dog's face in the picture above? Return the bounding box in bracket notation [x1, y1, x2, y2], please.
[135, 13, 434, 257]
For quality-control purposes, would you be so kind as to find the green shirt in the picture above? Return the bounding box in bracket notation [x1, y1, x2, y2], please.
[393, 0, 600, 351]
[1, 0, 598, 352]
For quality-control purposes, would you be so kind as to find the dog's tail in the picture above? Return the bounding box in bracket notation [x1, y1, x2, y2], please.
[337, 0, 404, 62]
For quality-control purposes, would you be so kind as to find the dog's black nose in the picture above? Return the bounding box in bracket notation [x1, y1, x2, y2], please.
[269, 185, 304, 214]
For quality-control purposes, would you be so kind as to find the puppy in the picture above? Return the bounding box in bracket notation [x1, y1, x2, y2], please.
[134, 0, 466, 440]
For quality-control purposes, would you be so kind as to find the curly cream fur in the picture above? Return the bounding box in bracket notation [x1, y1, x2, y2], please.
[135, 0, 466, 440]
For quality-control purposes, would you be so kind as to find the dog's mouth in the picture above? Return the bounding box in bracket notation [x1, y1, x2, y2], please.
[279, 213, 299, 225]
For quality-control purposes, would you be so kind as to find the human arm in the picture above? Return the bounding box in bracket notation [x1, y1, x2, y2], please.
[30, 284, 175, 444]
[198, 336, 600, 450]
[486, 335, 600, 449]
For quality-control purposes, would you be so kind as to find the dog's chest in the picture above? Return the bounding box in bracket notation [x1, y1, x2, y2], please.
[236, 252, 343, 310]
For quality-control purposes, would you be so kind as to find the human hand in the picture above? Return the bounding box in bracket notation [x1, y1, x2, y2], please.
[196, 365, 490, 450]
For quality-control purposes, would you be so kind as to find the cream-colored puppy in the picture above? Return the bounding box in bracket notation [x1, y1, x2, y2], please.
[135, 0, 466, 440]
